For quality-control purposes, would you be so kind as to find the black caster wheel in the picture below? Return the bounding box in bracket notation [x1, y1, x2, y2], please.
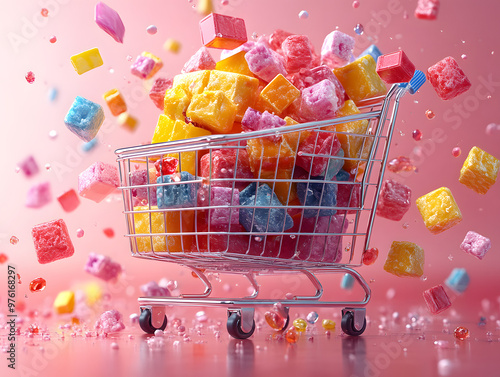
[341, 311, 366, 336]
[227, 312, 256, 339]
[280, 315, 290, 332]
[139, 308, 168, 334]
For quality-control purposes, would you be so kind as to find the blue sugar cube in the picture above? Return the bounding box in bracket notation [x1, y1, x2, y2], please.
[359, 44, 383, 62]
[81, 138, 98, 152]
[296, 176, 338, 218]
[324, 149, 345, 180]
[445, 268, 470, 294]
[239, 183, 293, 233]
[48, 87, 58, 102]
[341, 273, 355, 290]
[157, 172, 198, 209]
[64, 96, 105, 142]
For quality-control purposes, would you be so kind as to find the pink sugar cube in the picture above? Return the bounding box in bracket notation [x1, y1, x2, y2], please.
[84, 253, 122, 281]
[299, 79, 344, 121]
[296, 132, 342, 177]
[95, 310, 125, 333]
[181, 46, 216, 73]
[94, 2, 125, 43]
[130, 169, 157, 206]
[18, 155, 39, 177]
[245, 43, 287, 82]
[241, 108, 286, 142]
[209, 187, 240, 226]
[376, 50, 416, 84]
[281, 35, 314, 74]
[423, 285, 451, 314]
[288, 65, 346, 97]
[268, 29, 294, 51]
[460, 231, 491, 260]
[131, 55, 155, 79]
[140, 281, 171, 297]
[415, 0, 440, 20]
[200, 149, 254, 190]
[376, 179, 412, 221]
[321, 30, 355, 68]
[149, 77, 173, 110]
[32, 219, 75, 264]
[427, 56, 471, 100]
[26, 182, 52, 208]
[78, 161, 119, 203]
[57, 189, 80, 212]
[199, 13, 247, 50]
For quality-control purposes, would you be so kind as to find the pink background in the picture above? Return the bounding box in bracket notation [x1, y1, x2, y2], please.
[1, 0, 499, 319]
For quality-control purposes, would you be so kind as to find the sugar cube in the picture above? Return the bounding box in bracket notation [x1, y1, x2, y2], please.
[186, 90, 237, 134]
[78, 161, 119, 203]
[199, 13, 247, 49]
[70, 47, 103, 75]
[299, 79, 344, 121]
[202, 186, 240, 227]
[256, 74, 300, 115]
[103, 88, 127, 116]
[181, 46, 216, 73]
[445, 268, 470, 294]
[53, 290, 75, 314]
[245, 43, 287, 83]
[149, 77, 173, 110]
[84, 253, 122, 281]
[321, 30, 355, 68]
[32, 219, 74, 264]
[460, 231, 491, 260]
[26, 182, 52, 209]
[376, 179, 412, 221]
[156, 172, 198, 209]
[341, 273, 355, 290]
[95, 310, 125, 333]
[94, 2, 125, 43]
[296, 132, 341, 177]
[296, 175, 338, 218]
[415, 0, 440, 20]
[131, 55, 155, 79]
[281, 35, 314, 74]
[427, 56, 471, 100]
[130, 169, 157, 206]
[140, 281, 171, 297]
[335, 169, 361, 214]
[416, 187, 462, 234]
[359, 44, 383, 62]
[423, 285, 451, 314]
[199, 148, 253, 190]
[64, 96, 105, 142]
[384, 241, 424, 278]
[57, 189, 80, 212]
[459, 146, 499, 194]
[376, 50, 415, 84]
[18, 155, 39, 177]
[118, 112, 138, 132]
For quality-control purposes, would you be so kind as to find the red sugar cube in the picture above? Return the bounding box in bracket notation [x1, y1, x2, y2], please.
[427, 56, 471, 100]
[32, 219, 75, 264]
[415, 0, 440, 20]
[296, 132, 341, 177]
[200, 149, 253, 190]
[281, 35, 314, 74]
[149, 78, 173, 110]
[57, 189, 81, 212]
[267, 29, 294, 51]
[155, 157, 179, 177]
[376, 179, 412, 221]
[199, 13, 247, 50]
[423, 285, 451, 314]
[376, 51, 415, 84]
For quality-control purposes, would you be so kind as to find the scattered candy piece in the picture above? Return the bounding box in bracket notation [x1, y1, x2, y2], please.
[460, 231, 491, 260]
[376, 179, 412, 221]
[149, 77, 173, 110]
[384, 241, 424, 278]
[118, 113, 138, 132]
[245, 43, 287, 82]
[415, 0, 440, 20]
[423, 284, 451, 314]
[57, 189, 81, 212]
[322, 319, 336, 331]
[362, 247, 379, 265]
[451, 147, 461, 157]
[84, 253, 122, 281]
[425, 109, 435, 119]
[155, 157, 179, 177]
[76, 228, 85, 238]
[26, 182, 51, 209]
[387, 156, 416, 173]
[95, 2, 125, 43]
[285, 327, 299, 343]
[49, 36, 57, 43]
[264, 310, 287, 330]
[459, 146, 499, 195]
[103, 89, 127, 116]
[412, 129, 422, 141]
[18, 155, 39, 177]
[281, 35, 314, 74]
[352, 1, 360, 8]
[70, 47, 104, 75]
[146, 25, 158, 35]
[485, 123, 500, 135]
[416, 187, 462, 234]
[427, 56, 471, 100]
[445, 268, 470, 293]
[306, 311, 319, 324]
[197, 0, 213, 16]
[131, 52, 163, 80]
[157, 171, 198, 209]
[53, 290, 75, 314]
[64, 96, 105, 142]
[103, 228, 115, 238]
[29, 278, 47, 293]
[341, 274, 355, 289]
[164, 38, 181, 53]
[0, 253, 8, 264]
[10, 236, 19, 245]
[454, 326, 470, 340]
[78, 161, 119, 203]
[25, 71, 35, 84]
[199, 13, 247, 49]
[32, 219, 75, 264]
[298, 10, 309, 19]
[95, 310, 125, 333]
[140, 281, 171, 297]
[293, 318, 307, 332]
[354, 23, 363, 35]
[41, 8, 49, 17]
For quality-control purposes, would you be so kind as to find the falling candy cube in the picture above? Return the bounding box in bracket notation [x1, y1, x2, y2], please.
[70, 47, 103, 75]
[321, 30, 355, 68]
[423, 285, 451, 314]
[383, 241, 424, 278]
[341, 274, 355, 290]
[416, 187, 462, 234]
[53, 290, 75, 314]
[26, 182, 52, 208]
[415, 0, 440, 20]
[376, 50, 415, 84]
[459, 146, 499, 194]
[78, 162, 119, 203]
[215, 50, 255, 77]
[117, 112, 138, 132]
[18, 155, 39, 177]
[445, 268, 470, 294]
[376, 179, 412, 221]
[427, 56, 471, 100]
[140, 281, 171, 297]
[131, 52, 163, 80]
[32, 219, 75, 264]
[164, 38, 181, 54]
[57, 189, 80, 212]
[156, 172, 198, 209]
[460, 231, 491, 260]
[84, 253, 122, 281]
[199, 13, 247, 49]
[149, 77, 173, 110]
[94, 2, 125, 43]
[103, 89, 127, 116]
[65, 96, 105, 142]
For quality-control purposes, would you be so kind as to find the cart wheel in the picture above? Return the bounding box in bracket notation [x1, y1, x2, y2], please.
[280, 315, 290, 332]
[139, 308, 168, 334]
[227, 312, 255, 339]
[341, 311, 366, 336]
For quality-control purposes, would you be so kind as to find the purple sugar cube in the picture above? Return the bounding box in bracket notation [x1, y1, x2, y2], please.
[95, 2, 125, 43]
[299, 79, 343, 121]
[245, 43, 287, 82]
[131, 55, 155, 79]
[78, 161, 119, 203]
[156, 172, 198, 209]
[26, 182, 51, 208]
[95, 310, 125, 333]
[208, 187, 240, 226]
[376, 179, 412, 221]
[181, 46, 216, 73]
[18, 155, 39, 177]
[140, 281, 171, 297]
[460, 231, 491, 260]
[130, 169, 157, 206]
[321, 30, 355, 68]
[84, 253, 122, 281]
[241, 108, 286, 141]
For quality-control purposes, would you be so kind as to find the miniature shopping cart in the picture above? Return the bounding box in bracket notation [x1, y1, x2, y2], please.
[115, 81, 417, 339]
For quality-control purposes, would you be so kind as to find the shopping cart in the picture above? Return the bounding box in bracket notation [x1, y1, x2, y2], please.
[115, 80, 418, 339]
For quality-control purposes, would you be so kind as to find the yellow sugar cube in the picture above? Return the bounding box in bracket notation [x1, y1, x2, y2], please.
[255, 74, 300, 115]
[282, 116, 310, 151]
[416, 187, 462, 235]
[333, 55, 387, 104]
[133, 206, 194, 252]
[459, 146, 499, 195]
[172, 70, 211, 98]
[54, 290, 75, 314]
[186, 90, 237, 134]
[197, 0, 213, 16]
[141, 52, 163, 79]
[103, 88, 127, 116]
[118, 112, 138, 132]
[168, 122, 211, 175]
[205, 70, 259, 122]
[152, 114, 176, 144]
[164, 86, 191, 120]
[70, 47, 103, 75]
[163, 38, 182, 54]
[83, 282, 103, 306]
[327, 100, 372, 171]
[215, 51, 255, 77]
[261, 168, 296, 205]
[246, 137, 296, 174]
[383, 241, 425, 278]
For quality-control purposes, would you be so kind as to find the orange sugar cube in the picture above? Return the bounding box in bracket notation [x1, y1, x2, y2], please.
[215, 50, 254, 77]
[255, 74, 300, 115]
[384, 241, 425, 278]
[103, 88, 127, 116]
